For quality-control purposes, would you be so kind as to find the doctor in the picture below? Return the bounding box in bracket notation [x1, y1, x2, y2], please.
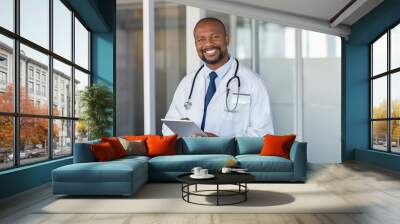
[162, 17, 274, 137]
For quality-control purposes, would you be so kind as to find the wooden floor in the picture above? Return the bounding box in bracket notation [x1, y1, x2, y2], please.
[1, 162, 400, 224]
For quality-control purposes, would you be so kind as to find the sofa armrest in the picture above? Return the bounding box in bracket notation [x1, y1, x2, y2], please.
[289, 142, 307, 181]
[73, 140, 100, 163]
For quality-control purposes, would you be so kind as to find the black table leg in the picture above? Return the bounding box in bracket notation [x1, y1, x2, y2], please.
[217, 184, 219, 206]
[195, 184, 198, 192]
[245, 183, 247, 201]
[187, 184, 190, 202]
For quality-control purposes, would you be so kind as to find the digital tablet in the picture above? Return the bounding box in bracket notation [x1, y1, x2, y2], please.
[161, 119, 207, 137]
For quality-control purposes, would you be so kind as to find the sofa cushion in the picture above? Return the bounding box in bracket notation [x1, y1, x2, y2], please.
[53, 158, 147, 183]
[260, 134, 296, 159]
[148, 154, 235, 172]
[101, 137, 127, 158]
[115, 155, 150, 163]
[118, 138, 147, 156]
[236, 137, 263, 155]
[179, 137, 235, 155]
[236, 155, 293, 172]
[147, 135, 177, 157]
[91, 142, 118, 161]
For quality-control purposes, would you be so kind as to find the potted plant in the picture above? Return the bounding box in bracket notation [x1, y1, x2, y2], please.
[79, 84, 113, 140]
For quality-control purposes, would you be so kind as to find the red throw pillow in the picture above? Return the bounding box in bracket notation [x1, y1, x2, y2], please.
[101, 137, 127, 158]
[260, 134, 296, 159]
[91, 142, 117, 161]
[146, 135, 177, 157]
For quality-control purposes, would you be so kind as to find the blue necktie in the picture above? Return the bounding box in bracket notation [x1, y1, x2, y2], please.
[201, 72, 218, 131]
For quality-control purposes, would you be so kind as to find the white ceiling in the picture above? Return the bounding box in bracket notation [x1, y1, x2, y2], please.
[118, 0, 384, 37]
[224, 0, 352, 23]
[221, 0, 383, 26]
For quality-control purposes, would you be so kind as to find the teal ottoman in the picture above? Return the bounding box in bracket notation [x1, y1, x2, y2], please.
[52, 156, 148, 196]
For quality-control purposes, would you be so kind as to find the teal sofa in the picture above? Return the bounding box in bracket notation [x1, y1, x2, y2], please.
[52, 137, 307, 196]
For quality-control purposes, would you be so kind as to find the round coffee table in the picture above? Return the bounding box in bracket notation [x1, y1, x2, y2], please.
[177, 172, 255, 206]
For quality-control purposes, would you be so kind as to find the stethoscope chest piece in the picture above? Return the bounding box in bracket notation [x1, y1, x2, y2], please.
[184, 101, 192, 110]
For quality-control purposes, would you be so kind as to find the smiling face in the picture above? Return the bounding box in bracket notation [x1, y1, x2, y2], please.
[193, 19, 229, 70]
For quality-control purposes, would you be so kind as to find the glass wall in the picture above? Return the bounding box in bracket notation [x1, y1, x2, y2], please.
[258, 23, 295, 135]
[302, 30, 342, 163]
[116, 0, 186, 134]
[154, 2, 186, 133]
[0, 0, 91, 170]
[116, 0, 144, 135]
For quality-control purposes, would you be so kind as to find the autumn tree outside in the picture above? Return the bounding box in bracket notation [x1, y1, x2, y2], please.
[0, 84, 60, 162]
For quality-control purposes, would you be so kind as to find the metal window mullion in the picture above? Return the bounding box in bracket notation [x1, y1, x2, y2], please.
[88, 30, 91, 73]
[143, 0, 156, 134]
[370, 45, 373, 149]
[48, 0, 53, 160]
[388, 30, 391, 152]
[295, 28, 304, 141]
[13, 0, 20, 167]
[251, 19, 259, 73]
[71, 11, 76, 155]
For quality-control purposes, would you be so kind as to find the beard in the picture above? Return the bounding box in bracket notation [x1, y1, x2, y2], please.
[200, 47, 226, 65]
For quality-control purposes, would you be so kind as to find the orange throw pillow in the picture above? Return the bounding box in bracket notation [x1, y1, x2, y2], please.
[101, 137, 127, 158]
[91, 142, 117, 161]
[146, 135, 177, 157]
[260, 134, 296, 159]
[124, 135, 150, 141]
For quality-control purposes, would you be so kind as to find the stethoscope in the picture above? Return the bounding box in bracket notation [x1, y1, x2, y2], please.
[184, 58, 240, 113]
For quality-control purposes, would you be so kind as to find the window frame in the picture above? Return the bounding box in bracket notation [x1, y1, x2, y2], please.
[0, 0, 92, 171]
[370, 21, 400, 154]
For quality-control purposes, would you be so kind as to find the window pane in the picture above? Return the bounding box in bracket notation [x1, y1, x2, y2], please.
[391, 120, 400, 153]
[75, 120, 88, 143]
[0, 0, 14, 31]
[372, 33, 387, 76]
[0, 116, 13, 170]
[0, 35, 14, 112]
[116, 2, 144, 135]
[259, 22, 296, 134]
[391, 72, 400, 117]
[302, 30, 327, 58]
[20, 0, 49, 49]
[53, 59, 72, 117]
[53, 0, 72, 60]
[303, 30, 342, 163]
[372, 121, 388, 151]
[391, 24, 400, 70]
[75, 18, 89, 70]
[236, 17, 252, 68]
[20, 117, 49, 165]
[154, 2, 186, 133]
[74, 69, 89, 118]
[20, 44, 49, 115]
[372, 77, 387, 119]
[53, 119, 72, 157]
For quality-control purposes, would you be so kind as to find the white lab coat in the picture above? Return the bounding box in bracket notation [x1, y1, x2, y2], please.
[162, 59, 274, 137]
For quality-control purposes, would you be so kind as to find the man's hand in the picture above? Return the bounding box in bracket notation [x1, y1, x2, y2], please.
[181, 118, 217, 137]
[204, 132, 218, 137]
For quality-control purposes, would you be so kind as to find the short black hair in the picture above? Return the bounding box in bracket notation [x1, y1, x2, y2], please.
[193, 17, 227, 35]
